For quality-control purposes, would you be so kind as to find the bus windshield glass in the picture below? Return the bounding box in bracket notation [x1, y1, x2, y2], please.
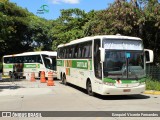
[103, 39, 145, 79]
[103, 50, 145, 79]
[51, 56, 56, 70]
[42, 55, 56, 70]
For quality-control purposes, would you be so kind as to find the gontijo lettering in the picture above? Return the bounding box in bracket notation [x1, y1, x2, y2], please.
[77, 62, 87, 68]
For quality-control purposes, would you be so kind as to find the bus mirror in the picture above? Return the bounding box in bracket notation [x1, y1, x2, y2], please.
[99, 48, 105, 62]
[144, 49, 154, 63]
[45, 57, 52, 64]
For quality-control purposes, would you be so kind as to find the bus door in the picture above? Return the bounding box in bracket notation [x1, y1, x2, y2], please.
[13, 63, 24, 78]
[93, 39, 102, 81]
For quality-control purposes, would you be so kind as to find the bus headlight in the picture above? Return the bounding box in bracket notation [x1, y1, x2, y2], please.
[104, 82, 115, 86]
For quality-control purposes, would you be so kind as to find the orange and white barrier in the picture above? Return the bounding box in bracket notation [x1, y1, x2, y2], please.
[40, 71, 46, 83]
[47, 71, 54, 86]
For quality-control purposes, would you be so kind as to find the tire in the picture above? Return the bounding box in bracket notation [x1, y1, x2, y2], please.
[9, 71, 12, 78]
[87, 81, 94, 96]
[62, 75, 67, 85]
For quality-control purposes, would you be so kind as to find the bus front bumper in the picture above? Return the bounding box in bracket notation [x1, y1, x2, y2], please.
[102, 85, 145, 95]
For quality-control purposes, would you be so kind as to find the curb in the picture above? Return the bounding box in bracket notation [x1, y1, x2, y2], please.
[144, 91, 160, 95]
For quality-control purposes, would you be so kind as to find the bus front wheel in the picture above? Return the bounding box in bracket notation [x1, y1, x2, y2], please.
[87, 81, 94, 96]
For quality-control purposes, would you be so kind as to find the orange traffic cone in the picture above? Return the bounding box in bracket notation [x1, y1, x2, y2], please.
[30, 72, 35, 82]
[40, 71, 46, 83]
[47, 71, 54, 86]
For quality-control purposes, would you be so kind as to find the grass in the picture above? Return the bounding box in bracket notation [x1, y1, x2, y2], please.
[146, 77, 160, 91]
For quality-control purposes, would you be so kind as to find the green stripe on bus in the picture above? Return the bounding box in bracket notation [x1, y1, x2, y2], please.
[72, 60, 88, 69]
[3, 64, 13, 69]
[57, 60, 64, 66]
[57, 60, 92, 70]
[3, 64, 40, 69]
[24, 64, 40, 68]
[103, 78, 146, 84]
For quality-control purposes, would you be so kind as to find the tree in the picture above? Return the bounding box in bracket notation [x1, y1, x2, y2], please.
[142, 0, 160, 63]
[0, 0, 32, 57]
[0, 0, 53, 60]
[50, 8, 87, 50]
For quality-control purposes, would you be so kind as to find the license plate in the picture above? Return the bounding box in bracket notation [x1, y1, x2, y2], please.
[123, 89, 131, 92]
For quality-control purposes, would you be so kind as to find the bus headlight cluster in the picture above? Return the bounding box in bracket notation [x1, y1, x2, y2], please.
[104, 82, 115, 86]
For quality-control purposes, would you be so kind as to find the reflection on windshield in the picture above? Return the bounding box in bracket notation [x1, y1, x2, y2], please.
[42, 55, 56, 70]
[103, 50, 145, 79]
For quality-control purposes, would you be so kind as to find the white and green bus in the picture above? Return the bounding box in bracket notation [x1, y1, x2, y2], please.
[3, 51, 57, 78]
[57, 35, 153, 95]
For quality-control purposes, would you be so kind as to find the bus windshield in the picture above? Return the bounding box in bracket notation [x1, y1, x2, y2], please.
[42, 55, 56, 70]
[103, 50, 145, 79]
[51, 56, 56, 70]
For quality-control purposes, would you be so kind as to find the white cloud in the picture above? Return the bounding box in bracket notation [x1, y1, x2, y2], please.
[49, 0, 80, 4]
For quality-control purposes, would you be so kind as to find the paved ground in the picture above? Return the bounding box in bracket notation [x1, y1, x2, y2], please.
[0, 78, 160, 120]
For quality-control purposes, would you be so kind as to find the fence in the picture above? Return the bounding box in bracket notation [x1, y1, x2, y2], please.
[146, 65, 160, 80]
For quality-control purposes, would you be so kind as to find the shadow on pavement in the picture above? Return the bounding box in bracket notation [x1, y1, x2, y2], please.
[0, 78, 25, 82]
[0, 78, 25, 92]
[95, 94, 150, 100]
[0, 85, 23, 90]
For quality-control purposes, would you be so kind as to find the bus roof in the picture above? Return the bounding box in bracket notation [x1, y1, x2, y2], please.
[3, 51, 57, 57]
[57, 35, 142, 48]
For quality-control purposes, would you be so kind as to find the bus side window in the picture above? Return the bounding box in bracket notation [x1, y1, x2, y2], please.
[84, 41, 92, 58]
[25, 56, 28, 63]
[33, 55, 36, 63]
[64, 48, 67, 58]
[4, 57, 8, 63]
[82, 47, 86, 58]
[89, 43, 92, 58]
[59, 48, 63, 59]
[68, 47, 73, 58]
[74, 45, 78, 58]
[78, 45, 82, 58]
[84, 46, 89, 58]
[57, 48, 60, 59]
[71, 46, 75, 58]
[66, 48, 69, 58]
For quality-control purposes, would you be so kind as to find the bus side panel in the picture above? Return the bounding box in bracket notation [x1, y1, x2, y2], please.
[23, 63, 44, 78]
[3, 64, 13, 76]
[69, 68, 83, 87]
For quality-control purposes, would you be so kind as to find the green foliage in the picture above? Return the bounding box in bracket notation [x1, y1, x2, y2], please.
[0, 0, 53, 59]
[146, 77, 160, 91]
[50, 8, 87, 50]
[28, 16, 53, 51]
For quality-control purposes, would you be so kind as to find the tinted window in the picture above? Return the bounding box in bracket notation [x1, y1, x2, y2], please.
[3, 55, 42, 64]
[57, 41, 92, 59]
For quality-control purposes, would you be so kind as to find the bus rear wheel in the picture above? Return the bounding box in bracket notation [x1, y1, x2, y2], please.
[87, 81, 94, 96]
[62, 75, 67, 85]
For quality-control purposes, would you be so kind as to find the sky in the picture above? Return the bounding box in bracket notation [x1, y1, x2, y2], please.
[9, 0, 115, 20]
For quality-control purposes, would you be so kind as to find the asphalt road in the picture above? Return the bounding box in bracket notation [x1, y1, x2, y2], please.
[0, 78, 160, 120]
